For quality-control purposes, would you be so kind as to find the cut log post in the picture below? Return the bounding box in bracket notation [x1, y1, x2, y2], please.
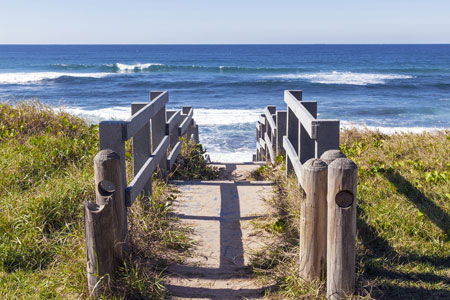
[320, 149, 346, 165]
[94, 149, 126, 260]
[85, 180, 116, 298]
[327, 158, 358, 300]
[300, 158, 328, 281]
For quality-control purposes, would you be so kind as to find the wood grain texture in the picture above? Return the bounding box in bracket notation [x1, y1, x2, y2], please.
[300, 158, 328, 281]
[326, 158, 358, 300]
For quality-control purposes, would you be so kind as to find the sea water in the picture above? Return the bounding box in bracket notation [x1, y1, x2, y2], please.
[0, 45, 449, 161]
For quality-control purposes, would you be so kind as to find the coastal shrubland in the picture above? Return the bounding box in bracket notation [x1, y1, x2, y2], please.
[0, 101, 211, 299]
[251, 129, 450, 299]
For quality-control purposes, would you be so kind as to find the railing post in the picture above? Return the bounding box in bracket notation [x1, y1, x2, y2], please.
[85, 183, 115, 298]
[320, 149, 346, 165]
[300, 158, 328, 281]
[327, 158, 358, 300]
[131, 103, 152, 197]
[193, 121, 199, 143]
[256, 123, 260, 161]
[285, 90, 302, 175]
[99, 122, 128, 249]
[276, 110, 287, 156]
[316, 120, 340, 158]
[151, 91, 168, 182]
[85, 149, 126, 298]
[299, 102, 317, 164]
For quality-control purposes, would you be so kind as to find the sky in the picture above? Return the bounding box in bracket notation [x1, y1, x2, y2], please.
[0, 0, 449, 44]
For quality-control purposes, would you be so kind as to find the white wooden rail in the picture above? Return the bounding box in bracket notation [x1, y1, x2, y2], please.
[84, 91, 199, 297]
[254, 90, 357, 299]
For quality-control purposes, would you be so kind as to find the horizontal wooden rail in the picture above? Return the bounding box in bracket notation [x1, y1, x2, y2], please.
[167, 141, 182, 169]
[124, 91, 168, 140]
[179, 107, 193, 136]
[254, 90, 357, 299]
[282, 136, 302, 182]
[88, 91, 201, 298]
[126, 136, 169, 206]
[263, 107, 276, 135]
[265, 132, 275, 164]
[166, 110, 181, 134]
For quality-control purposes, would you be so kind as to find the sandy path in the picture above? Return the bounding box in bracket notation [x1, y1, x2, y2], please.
[164, 163, 274, 299]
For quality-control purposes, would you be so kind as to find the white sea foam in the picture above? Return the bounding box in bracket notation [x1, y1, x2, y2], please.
[114, 63, 163, 72]
[63, 106, 131, 121]
[207, 151, 255, 163]
[267, 71, 413, 85]
[62, 107, 262, 125]
[194, 109, 261, 126]
[0, 72, 111, 84]
[341, 121, 447, 134]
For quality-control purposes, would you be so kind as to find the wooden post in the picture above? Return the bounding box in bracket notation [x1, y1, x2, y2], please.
[327, 158, 358, 300]
[299, 102, 317, 164]
[300, 158, 328, 281]
[315, 120, 340, 159]
[131, 103, 152, 198]
[85, 190, 114, 298]
[93, 150, 126, 260]
[99, 122, 128, 248]
[276, 110, 287, 156]
[193, 122, 199, 143]
[320, 149, 346, 165]
[151, 92, 168, 182]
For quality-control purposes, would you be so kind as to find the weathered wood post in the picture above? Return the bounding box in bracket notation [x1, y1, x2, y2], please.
[85, 149, 125, 298]
[99, 122, 128, 251]
[320, 149, 346, 165]
[131, 103, 152, 198]
[85, 183, 115, 298]
[193, 121, 199, 143]
[327, 158, 358, 300]
[93, 149, 127, 258]
[275, 110, 287, 156]
[299, 102, 316, 164]
[151, 91, 168, 182]
[300, 158, 328, 281]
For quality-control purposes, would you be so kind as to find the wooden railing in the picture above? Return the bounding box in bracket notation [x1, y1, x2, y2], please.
[84, 91, 198, 297]
[254, 90, 358, 300]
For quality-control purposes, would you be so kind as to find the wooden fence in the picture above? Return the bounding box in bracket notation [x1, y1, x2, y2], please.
[84, 91, 199, 297]
[254, 90, 358, 300]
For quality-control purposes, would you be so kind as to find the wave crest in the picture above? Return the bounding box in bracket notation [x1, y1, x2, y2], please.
[267, 71, 413, 85]
[0, 72, 111, 84]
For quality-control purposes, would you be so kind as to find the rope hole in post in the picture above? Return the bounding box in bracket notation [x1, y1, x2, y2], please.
[335, 190, 354, 208]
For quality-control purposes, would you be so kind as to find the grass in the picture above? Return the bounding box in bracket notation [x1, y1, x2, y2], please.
[250, 128, 450, 299]
[0, 100, 210, 299]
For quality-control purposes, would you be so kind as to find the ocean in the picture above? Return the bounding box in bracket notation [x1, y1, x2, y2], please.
[0, 44, 449, 161]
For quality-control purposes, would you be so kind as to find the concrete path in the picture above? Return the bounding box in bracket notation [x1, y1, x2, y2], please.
[165, 163, 274, 300]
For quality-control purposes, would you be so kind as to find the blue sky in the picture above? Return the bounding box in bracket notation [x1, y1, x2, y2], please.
[0, 0, 449, 44]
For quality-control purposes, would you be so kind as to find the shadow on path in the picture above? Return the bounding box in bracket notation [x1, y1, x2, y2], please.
[167, 163, 274, 299]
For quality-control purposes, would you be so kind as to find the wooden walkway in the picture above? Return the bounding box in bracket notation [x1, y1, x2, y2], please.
[164, 163, 274, 300]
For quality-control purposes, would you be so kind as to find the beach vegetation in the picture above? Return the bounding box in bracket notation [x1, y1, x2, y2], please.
[251, 128, 450, 299]
[0, 100, 200, 299]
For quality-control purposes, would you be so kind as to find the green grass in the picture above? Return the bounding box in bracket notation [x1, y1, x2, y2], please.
[250, 129, 450, 299]
[0, 101, 201, 299]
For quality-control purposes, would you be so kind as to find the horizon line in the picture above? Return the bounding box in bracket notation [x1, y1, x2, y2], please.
[1, 43, 449, 46]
